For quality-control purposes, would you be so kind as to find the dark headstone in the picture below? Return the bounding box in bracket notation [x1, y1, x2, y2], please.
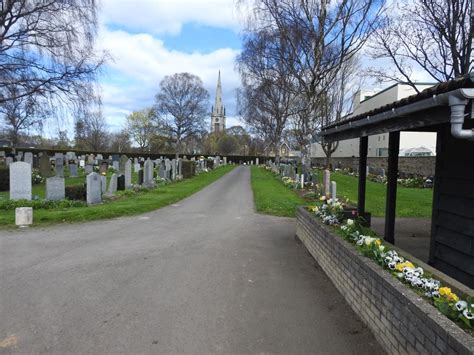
[117, 175, 125, 191]
[138, 170, 144, 185]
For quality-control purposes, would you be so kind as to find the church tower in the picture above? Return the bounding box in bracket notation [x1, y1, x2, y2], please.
[210, 70, 226, 133]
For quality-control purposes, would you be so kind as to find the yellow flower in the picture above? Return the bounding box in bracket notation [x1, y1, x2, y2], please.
[439, 287, 451, 297]
[375, 239, 382, 246]
[395, 261, 415, 272]
[448, 293, 459, 302]
[308, 205, 319, 213]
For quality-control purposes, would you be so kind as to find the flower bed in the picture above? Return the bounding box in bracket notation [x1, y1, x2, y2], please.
[296, 207, 474, 354]
[306, 198, 473, 332]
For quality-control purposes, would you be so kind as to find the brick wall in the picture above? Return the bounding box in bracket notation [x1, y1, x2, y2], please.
[312, 156, 436, 177]
[296, 207, 474, 355]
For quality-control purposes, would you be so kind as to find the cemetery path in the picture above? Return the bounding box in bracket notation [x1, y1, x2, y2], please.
[0, 166, 383, 354]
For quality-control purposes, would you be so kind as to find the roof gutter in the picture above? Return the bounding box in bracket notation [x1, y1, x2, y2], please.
[322, 88, 474, 141]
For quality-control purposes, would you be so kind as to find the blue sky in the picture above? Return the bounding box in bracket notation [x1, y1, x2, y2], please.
[96, 0, 244, 132]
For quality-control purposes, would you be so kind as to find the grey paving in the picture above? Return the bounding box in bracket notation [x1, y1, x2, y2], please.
[0, 166, 383, 354]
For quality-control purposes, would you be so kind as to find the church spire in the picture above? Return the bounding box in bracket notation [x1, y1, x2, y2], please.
[211, 70, 226, 133]
[213, 70, 223, 116]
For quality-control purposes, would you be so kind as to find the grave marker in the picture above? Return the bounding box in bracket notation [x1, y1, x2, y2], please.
[10, 162, 32, 200]
[87, 172, 102, 204]
[46, 176, 65, 201]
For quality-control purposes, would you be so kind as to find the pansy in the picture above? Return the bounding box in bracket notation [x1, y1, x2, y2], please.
[462, 309, 473, 320]
[388, 261, 397, 270]
[455, 300, 468, 311]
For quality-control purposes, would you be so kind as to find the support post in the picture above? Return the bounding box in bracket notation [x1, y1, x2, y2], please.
[357, 136, 368, 215]
[384, 131, 400, 244]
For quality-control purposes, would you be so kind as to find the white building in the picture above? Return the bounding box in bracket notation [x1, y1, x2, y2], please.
[311, 83, 437, 157]
[210, 71, 226, 133]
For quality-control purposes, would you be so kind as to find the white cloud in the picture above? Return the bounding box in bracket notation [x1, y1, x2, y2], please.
[97, 27, 242, 130]
[101, 0, 243, 35]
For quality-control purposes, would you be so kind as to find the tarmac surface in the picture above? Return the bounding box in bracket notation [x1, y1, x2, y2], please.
[0, 166, 383, 354]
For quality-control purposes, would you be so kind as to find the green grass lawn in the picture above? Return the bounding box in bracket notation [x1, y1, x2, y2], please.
[329, 171, 433, 218]
[250, 166, 305, 217]
[0, 165, 235, 228]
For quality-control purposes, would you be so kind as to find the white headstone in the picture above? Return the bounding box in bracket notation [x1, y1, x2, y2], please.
[24, 152, 33, 165]
[46, 176, 65, 201]
[301, 174, 305, 189]
[330, 181, 337, 200]
[86, 172, 102, 205]
[108, 173, 117, 195]
[323, 169, 331, 196]
[16, 207, 33, 227]
[144, 159, 154, 187]
[101, 175, 107, 193]
[9, 162, 32, 200]
[125, 160, 132, 188]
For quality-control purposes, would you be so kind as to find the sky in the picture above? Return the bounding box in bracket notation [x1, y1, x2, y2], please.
[97, 0, 244, 132]
[95, 0, 436, 150]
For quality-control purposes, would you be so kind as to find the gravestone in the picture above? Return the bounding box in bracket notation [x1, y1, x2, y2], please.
[300, 174, 305, 189]
[96, 154, 103, 160]
[46, 176, 65, 201]
[112, 161, 119, 171]
[85, 164, 93, 174]
[124, 160, 132, 188]
[39, 154, 52, 177]
[144, 159, 154, 187]
[119, 155, 128, 174]
[101, 175, 107, 193]
[107, 173, 118, 195]
[171, 159, 176, 180]
[79, 160, 85, 167]
[112, 154, 120, 162]
[117, 175, 125, 191]
[9, 162, 32, 200]
[177, 159, 182, 177]
[69, 164, 78, 177]
[323, 169, 331, 196]
[86, 172, 102, 205]
[24, 152, 33, 166]
[55, 156, 64, 177]
[6, 156, 13, 166]
[330, 181, 337, 200]
[138, 169, 144, 185]
[256, 157, 259, 165]
[99, 161, 108, 174]
[381, 168, 385, 177]
[159, 160, 165, 179]
[134, 163, 140, 173]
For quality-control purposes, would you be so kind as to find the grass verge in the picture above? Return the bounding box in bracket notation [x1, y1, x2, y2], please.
[0, 165, 235, 228]
[250, 166, 305, 217]
[329, 171, 433, 218]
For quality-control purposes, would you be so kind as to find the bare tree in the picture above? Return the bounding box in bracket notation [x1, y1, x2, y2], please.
[238, 0, 384, 168]
[74, 110, 109, 151]
[0, 86, 47, 145]
[0, 1, 105, 108]
[110, 129, 132, 153]
[155, 73, 209, 159]
[368, 0, 473, 89]
[126, 108, 157, 153]
[237, 28, 296, 163]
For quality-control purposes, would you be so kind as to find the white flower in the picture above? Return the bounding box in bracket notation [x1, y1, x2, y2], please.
[462, 309, 473, 320]
[346, 219, 354, 226]
[455, 301, 468, 311]
[388, 261, 397, 270]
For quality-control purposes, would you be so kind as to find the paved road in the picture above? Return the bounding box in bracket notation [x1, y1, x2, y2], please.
[0, 166, 383, 354]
